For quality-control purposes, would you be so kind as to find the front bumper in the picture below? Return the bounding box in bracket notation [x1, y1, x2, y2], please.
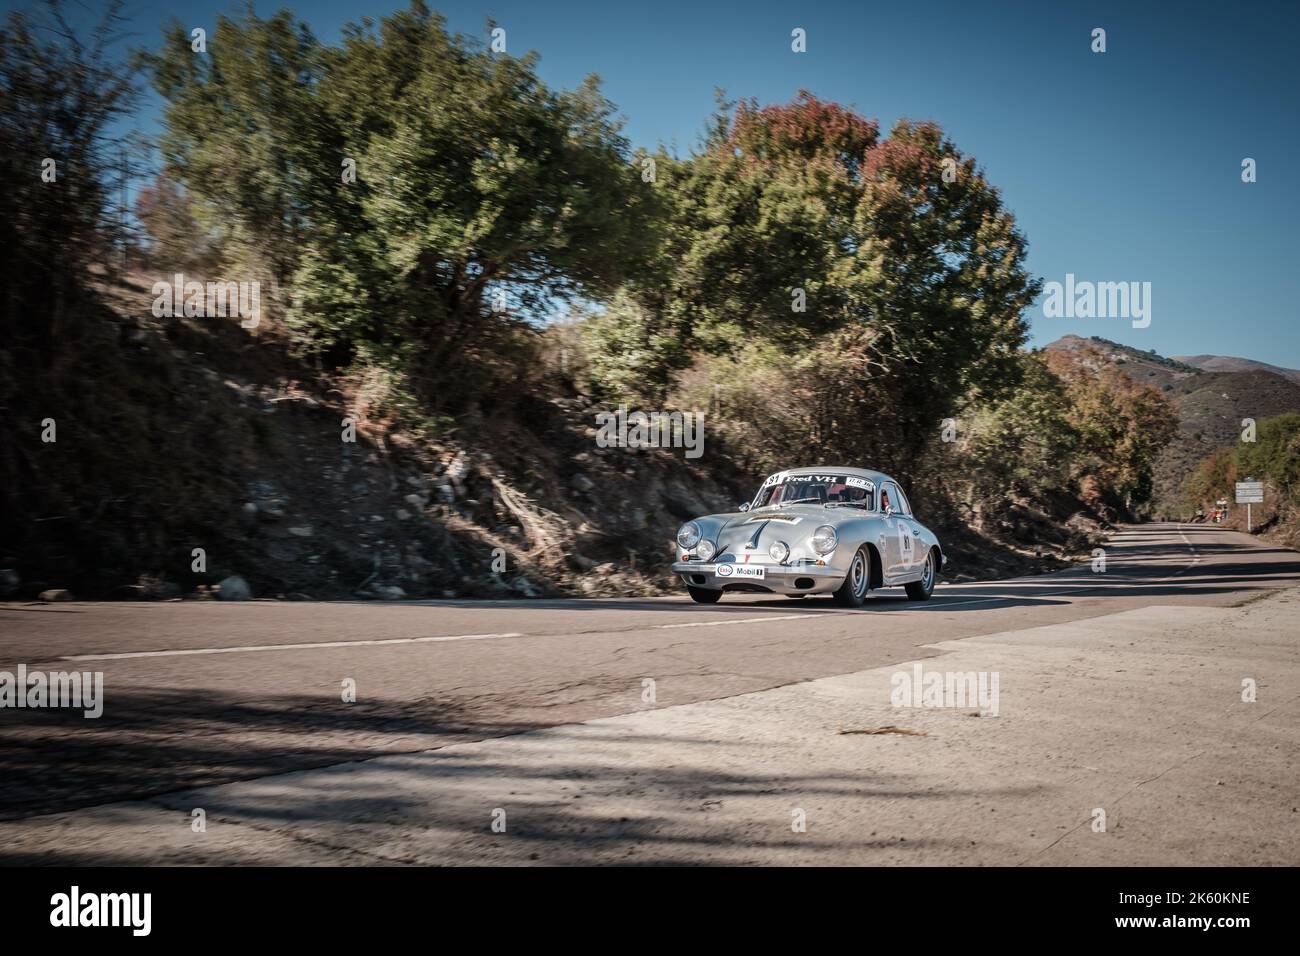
[672, 560, 848, 595]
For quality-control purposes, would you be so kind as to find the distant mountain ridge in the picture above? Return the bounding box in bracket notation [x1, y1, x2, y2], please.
[1042, 335, 1300, 511]
[1172, 353, 1300, 385]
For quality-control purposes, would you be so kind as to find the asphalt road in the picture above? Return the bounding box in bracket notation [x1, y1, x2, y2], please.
[2, 522, 1297, 824]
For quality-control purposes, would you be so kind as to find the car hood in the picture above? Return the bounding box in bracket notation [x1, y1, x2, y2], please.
[703, 505, 847, 557]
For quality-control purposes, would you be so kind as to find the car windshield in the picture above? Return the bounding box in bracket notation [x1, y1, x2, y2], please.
[752, 472, 874, 509]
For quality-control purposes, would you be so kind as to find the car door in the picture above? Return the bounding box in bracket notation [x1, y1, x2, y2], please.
[878, 484, 902, 579]
[884, 482, 916, 578]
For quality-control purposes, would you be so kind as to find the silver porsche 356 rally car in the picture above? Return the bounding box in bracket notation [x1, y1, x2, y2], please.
[671, 466, 945, 607]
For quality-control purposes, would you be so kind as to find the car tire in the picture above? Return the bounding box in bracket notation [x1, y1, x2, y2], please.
[687, 585, 722, 604]
[905, 550, 936, 601]
[832, 547, 870, 608]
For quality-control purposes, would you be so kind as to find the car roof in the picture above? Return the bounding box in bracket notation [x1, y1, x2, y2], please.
[774, 466, 894, 486]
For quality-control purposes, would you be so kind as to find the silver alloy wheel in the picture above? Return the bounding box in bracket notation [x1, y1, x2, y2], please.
[921, 551, 934, 590]
[851, 551, 868, 597]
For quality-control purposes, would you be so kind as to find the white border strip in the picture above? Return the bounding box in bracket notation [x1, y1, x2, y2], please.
[62, 632, 526, 661]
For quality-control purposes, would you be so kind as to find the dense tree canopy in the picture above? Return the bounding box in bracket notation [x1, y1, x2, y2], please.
[145, 1, 653, 403]
[588, 91, 1039, 481]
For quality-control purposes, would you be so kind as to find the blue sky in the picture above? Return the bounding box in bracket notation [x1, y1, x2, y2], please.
[20, 0, 1300, 366]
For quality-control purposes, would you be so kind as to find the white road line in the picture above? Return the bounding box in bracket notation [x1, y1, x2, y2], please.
[60, 615, 817, 660]
[924, 595, 1021, 609]
[654, 614, 809, 629]
[934, 580, 1096, 590]
[1152, 522, 1203, 580]
[61, 632, 525, 661]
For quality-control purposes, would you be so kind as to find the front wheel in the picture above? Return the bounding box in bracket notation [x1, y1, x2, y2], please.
[832, 547, 871, 608]
[687, 585, 722, 604]
[905, 550, 936, 601]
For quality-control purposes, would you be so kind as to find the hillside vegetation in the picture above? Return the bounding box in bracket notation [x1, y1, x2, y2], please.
[1181, 414, 1300, 549]
[1043, 336, 1300, 523]
[3, 2, 1196, 599]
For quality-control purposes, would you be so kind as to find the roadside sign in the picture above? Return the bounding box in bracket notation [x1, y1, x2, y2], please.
[1235, 481, 1263, 504]
[1235, 479, 1264, 533]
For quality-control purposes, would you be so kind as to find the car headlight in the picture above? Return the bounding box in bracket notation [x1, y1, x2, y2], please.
[676, 521, 702, 550]
[696, 540, 716, 561]
[768, 541, 790, 563]
[811, 525, 838, 554]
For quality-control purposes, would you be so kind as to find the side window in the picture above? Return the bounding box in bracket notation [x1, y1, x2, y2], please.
[879, 486, 891, 513]
[888, 482, 912, 516]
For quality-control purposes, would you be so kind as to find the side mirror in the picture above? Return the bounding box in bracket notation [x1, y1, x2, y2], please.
[883, 503, 894, 516]
[738, 502, 750, 512]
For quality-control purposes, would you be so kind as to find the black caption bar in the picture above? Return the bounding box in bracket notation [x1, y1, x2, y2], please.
[0, 866, 1288, 942]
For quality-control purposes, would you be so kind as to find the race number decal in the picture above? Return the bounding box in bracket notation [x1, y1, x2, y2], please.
[899, 524, 914, 566]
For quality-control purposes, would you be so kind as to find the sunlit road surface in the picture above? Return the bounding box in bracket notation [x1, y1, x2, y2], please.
[1, 522, 1298, 864]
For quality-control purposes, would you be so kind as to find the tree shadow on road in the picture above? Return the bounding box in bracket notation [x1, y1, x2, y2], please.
[0, 685, 547, 822]
[0, 697, 1047, 865]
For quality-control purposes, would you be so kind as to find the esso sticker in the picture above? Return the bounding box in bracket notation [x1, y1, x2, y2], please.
[716, 565, 734, 576]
